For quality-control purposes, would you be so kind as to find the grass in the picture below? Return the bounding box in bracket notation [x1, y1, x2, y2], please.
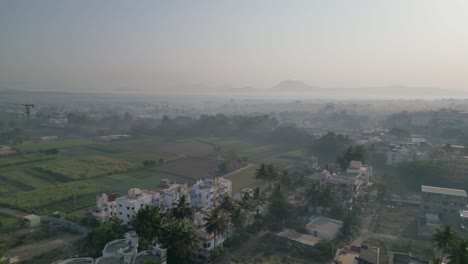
[374, 204, 420, 238]
[225, 165, 267, 193]
[0, 212, 19, 226]
[33, 156, 134, 180]
[14, 138, 94, 153]
[0, 153, 56, 167]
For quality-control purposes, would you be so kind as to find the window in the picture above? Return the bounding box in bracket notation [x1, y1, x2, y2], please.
[203, 242, 211, 248]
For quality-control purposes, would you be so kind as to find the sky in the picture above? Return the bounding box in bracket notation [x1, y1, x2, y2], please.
[1, 0, 468, 92]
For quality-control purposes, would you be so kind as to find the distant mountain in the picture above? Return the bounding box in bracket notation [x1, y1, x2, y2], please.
[270, 80, 320, 92]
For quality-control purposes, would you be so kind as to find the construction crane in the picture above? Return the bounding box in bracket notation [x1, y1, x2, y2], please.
[1, 103, 35, 120]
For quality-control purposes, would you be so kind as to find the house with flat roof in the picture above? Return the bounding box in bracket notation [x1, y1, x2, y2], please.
[306, 216, 344, 240]
[272, 229, 321, 249]
[335, 244, 380, 264]
[420, 185, 467, 217]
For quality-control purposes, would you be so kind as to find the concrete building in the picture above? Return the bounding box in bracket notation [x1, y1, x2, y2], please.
[309, 170, 363, 207]
[115, 188, 161, 224]
[389, 252, 429, 264]
[193, 209, 226, 258]
[335, 244, 380, 264]
[94, 181, 188, 224]
[0, 145, 16, 156]
[190, 177, 232, 209]
[346, 160, 373, 186]
[93, 193, 117, 222]
[24, 214, 41, 228]
[272, 229, 321, 250]
[420, 185, 467, 217]
[386, 146, 422, 166]
[306, 216, 344, 240]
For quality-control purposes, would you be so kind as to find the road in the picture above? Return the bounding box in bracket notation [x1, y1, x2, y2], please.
[221, 163, 255, 178]
[0, 207, 28, 218]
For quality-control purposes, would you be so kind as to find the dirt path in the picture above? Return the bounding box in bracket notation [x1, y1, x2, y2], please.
[0, 206, 28, 218]
[7, 233, 83, 262]
[221, 163, 255, 178]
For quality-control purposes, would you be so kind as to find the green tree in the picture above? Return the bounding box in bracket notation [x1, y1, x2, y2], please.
[86, 218, 128, 257]
[448, 239, 468, 264]
[159, 219, 199, 263]
[432, 224, 458, 264]
[203, 207, 229, 246]
[169, 195, 194, 221]
[336, 145, 368, 170]
[132, 206, 165, 249]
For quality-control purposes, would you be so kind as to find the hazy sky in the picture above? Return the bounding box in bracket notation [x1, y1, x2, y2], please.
[1, 0, 468, 91]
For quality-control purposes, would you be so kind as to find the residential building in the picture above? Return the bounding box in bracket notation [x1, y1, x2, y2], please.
[335, 244, 380, 264]
[93, 181, 187, 224]
[389, 252, 429, 264]
[386, 145, 422, 166]
[0, 145, 16, 156]
[460, 210, 468, 230]
[190, 177, 232, 209]
[306, 216, 344, 240]
[115, 188, 161, 224]
[272, 229, 321, 250]
[309, 170, 363, 207]
[93, 193, 117, 221]
[193, 209, 226, 258]
[420, 185, 467, 217]
[56, 231, 167, 264]
[346, 160, 373, 186]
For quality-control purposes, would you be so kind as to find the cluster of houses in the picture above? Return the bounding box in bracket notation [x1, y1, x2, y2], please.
[58, 160, 381, 263]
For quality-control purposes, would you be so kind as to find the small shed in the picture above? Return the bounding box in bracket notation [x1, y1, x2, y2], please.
[24, 214, 41, 227]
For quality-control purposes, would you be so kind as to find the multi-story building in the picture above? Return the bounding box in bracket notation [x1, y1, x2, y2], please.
[93, 193, 117, 221]
[386, 145, 424, 166]
[190, 177, 232, 209]
[116, 188, 162, 224]
[346, 160, 373, 186]
[193, 209, 226, 258]
[309, 170, 363, 207]
[94, 181, 188, 224]
[420, 185, 467, 217]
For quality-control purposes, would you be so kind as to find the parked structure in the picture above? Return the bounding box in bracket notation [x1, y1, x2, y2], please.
[420, 185, 467, 217]
[306, 216, 344, 240]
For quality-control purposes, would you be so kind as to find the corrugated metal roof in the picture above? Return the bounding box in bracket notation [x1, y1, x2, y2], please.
[421, 185, 467, 197]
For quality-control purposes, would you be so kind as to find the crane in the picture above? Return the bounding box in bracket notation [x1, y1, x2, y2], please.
[1, 103, 35, 120]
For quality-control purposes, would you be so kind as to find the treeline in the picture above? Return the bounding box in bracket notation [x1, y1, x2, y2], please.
[131, 114, 314, 148]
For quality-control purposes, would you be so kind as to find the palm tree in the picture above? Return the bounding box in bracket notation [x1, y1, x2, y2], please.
[219, 195, 235, 213]
[255, 163, 267, 179]
[265, 164, 278, 186]
[447, 239, 468, 264]
[317, 185, 335, 207]
[169, 194, 194, 221]
[132, 206, 165, 247]
[229, 207, 245, 230]
[203, 207, 229, 246]
[432, 224, 458, 264]
[159, 219, 199, 263]
[237, 191, 255, 212]
[280, 169, 291, 188]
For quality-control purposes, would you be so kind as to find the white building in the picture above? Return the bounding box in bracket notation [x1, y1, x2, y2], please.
[115, 188, 161, 224]
[190, 177, 232, 209]
[94, 181, 188, 224]
[306, 216, 344, 240]
[346, 160, 373, 186]
[309, 170, 363, 207]
[386, 145, 425, 166]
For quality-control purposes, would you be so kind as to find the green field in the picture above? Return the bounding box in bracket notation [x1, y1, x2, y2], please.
[0, 212, 18, 226]
[0, 136, 303, 221]
[14, 138, 94, 153]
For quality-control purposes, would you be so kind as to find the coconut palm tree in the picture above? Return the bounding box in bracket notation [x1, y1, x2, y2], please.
[432, 224, 458, 264]
[447, 239, 468, 264]
[203, 207, 229, 246]
[169, 194, 194, 221]
[159, 219, 199, 263]
[255, 163, 267, 179]
[219, 195, 235, 213]
[305, 182, 321, 208]
[132, 206, 165, 248]
[317, 185, 335, 207]
[229, 207, 245, 230]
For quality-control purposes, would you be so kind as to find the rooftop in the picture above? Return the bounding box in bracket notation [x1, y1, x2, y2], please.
[275, 229, 321, 247]
[421, 185, 467, 197]
[460, 210, 468, 219]
[306, 216, 344, 236]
